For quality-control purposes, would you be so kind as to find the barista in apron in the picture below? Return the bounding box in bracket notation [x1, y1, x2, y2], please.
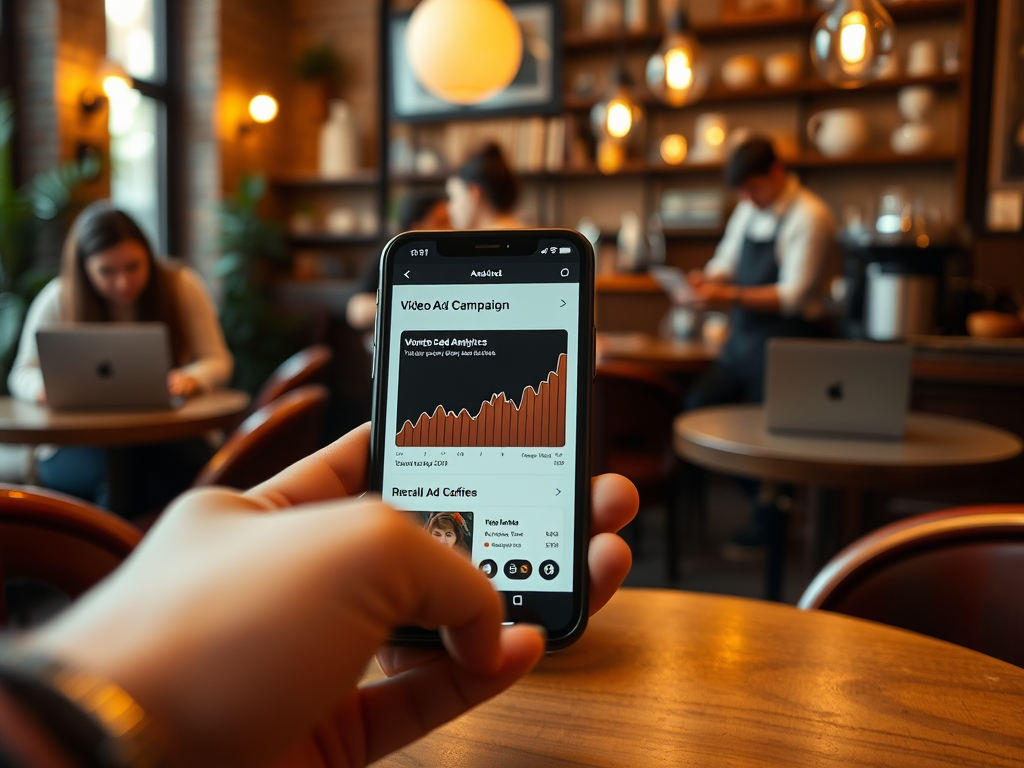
[687, 137, 837, 567]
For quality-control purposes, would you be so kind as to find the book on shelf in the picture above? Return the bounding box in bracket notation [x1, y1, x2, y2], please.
[441, 116, 567, 174]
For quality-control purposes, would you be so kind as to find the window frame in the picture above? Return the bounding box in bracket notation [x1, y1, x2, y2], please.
[107, 0, 183, 256]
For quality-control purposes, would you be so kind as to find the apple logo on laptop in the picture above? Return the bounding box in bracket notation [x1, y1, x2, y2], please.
[827, 381, 844, 401]
[96, 361, 114, 379]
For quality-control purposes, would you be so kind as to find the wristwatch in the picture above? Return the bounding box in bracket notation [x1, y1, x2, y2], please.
[0, 648, 166, 768]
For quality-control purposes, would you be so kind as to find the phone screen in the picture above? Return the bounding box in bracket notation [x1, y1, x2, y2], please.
[372, 231, 592, 640]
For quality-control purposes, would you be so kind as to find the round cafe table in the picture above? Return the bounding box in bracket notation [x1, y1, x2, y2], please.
[0, 391, 250, 513]
[673, 405, 1024, 600]
[372, 588, 1024, 767]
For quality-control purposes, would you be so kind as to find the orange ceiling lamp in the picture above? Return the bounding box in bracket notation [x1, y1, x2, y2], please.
[406, 0, 523, 105]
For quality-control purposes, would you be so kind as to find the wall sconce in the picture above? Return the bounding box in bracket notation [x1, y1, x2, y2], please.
[82, 61, 134, 115]
[239, 94, 279, 135]
[249, 94, 279, 124]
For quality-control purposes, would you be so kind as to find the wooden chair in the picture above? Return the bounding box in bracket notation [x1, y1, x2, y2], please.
[799, 505, 1024, 668]
[193, 384, 329, 490]
[252, 344, 333, 412]
[0, 485, 142, 626]
[591, 361, 684, 580]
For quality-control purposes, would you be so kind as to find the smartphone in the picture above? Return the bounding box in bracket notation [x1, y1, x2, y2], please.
[369, 229, 595, 650]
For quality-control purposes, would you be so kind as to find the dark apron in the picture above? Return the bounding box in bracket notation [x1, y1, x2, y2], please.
[717, 210, 819, 397]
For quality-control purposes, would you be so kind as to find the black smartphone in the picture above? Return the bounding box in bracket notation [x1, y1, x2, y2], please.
[369, 229, 595, 650]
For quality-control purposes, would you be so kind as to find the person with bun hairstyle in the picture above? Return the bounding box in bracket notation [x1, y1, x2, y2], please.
[446, 142, 526, 230]
[8, 202, 233, 511]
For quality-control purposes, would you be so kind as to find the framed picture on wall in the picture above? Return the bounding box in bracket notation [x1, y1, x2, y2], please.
[389, 0, 561, 123]
[987, 0, 1024, 230]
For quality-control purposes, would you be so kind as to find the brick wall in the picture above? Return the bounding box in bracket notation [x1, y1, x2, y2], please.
[220, 0, 292, 191]
[287, 0, 379, 174]
[15, 0, 60, 180]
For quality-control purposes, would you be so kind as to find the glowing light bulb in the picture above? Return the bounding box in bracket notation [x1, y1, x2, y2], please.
[810, 0, 895, 88]
[606, 100, 633, 139]
[249, 94, 279, 123]
[660, 134, 687, 165]
[705, 126, 725, 147]
[103, 73, 131, 99]
[839, 12, 868, 64]
[646, 9, 706, 107]
[665, 48, 693, 91]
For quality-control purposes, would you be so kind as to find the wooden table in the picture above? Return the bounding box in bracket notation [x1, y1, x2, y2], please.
[374, 588, 1024, 767]
[596, 332, 719, 373]
[0, 391, 250, 513]
[674, 405, 1023, 600]
[0, 391, 250, 446]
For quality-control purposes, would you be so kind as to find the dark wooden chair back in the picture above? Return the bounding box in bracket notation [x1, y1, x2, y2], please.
[591, 361, 682, 485]
[0, 485, 141, 626]
[193, 384, 330, 490]
[253, 344, 333, 412]
[799, 505, 1024, 667]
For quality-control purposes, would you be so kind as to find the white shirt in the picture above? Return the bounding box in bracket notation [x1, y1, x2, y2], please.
[704, 175, 837, 319]
[8, 266, 233, 403]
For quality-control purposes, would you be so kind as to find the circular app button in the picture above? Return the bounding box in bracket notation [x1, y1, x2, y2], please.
[479, 559, 497, 579]
[560, 267, 570, 277]
[539, 560, 559, 580]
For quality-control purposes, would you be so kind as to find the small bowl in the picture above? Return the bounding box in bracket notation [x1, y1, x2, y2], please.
[721, 55, 761, 90]
[967, 311, 1024, 339]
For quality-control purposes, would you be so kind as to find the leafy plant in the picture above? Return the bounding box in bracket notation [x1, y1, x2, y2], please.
[296, 44, 339, 82]
[216, 174, 298, 394]
[0, 91, 98, 393]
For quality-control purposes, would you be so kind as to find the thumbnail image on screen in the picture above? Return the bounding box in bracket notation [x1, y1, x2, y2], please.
[396, 330, 567, 448]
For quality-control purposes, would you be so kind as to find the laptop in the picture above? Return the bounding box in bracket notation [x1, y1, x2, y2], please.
[37, 324, 175, 410]
[765, 339, 912, 439]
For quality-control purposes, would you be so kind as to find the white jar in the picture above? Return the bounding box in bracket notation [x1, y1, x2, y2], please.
[319, 100, 358, 179]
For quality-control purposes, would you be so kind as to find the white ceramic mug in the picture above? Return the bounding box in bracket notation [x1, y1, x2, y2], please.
[807, 108, 869, 157]
[891, 122, 934, 155]
[897, 85, 935, 122]
[690, 113, 729, 163]
[906, 39, 939, 77]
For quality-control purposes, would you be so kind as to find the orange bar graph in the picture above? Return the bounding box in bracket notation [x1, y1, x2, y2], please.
[397, 353, 567, 447]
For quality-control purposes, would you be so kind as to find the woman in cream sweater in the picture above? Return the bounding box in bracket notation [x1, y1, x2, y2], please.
[9, 202, 233, 511]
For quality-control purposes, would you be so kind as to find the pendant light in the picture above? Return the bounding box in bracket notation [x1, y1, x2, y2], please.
[406, 0, 523, 105]
[810, 0, 896, 88]
[591, 5, 643, 174]
[646, 7, 706, 107]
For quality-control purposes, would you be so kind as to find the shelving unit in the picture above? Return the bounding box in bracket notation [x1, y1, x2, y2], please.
[276, 0, 976, 281]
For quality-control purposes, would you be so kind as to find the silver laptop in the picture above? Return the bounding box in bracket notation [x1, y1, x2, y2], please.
[765, 339, 912, 439]
[37, 324, 174, 410]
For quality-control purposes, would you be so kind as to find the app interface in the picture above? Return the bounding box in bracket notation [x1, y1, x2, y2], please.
[380, 238, 582, 622]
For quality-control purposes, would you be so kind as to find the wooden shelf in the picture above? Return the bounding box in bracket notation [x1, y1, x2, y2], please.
[564, 73, 960, 112]
[562, 1, 965, 50]
[272, 171, 380, 189]
[288, 233, 381, 247]
[563, 29, 660, 52]
[792, 149, 958, 168]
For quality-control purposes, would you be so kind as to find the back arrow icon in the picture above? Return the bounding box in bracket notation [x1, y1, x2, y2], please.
[404, 270, 410, 279]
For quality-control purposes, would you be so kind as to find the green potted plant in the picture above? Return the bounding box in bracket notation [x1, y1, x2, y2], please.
[216, 174, 298, 394]
[0, 91, 98, 393]
[296, 44, 339, 122]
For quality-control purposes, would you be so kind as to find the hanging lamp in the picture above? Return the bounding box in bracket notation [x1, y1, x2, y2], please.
[810, 0, 896, 88]
[646, 6, 706, 107]
[406, 0, 523, 105]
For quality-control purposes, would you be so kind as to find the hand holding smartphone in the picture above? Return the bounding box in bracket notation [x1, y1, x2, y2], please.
[369, 230, 595, 649]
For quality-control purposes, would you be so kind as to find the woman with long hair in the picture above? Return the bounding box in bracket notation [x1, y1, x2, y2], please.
[446, 142, 527, 230]
[8, 201, 233, 510]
